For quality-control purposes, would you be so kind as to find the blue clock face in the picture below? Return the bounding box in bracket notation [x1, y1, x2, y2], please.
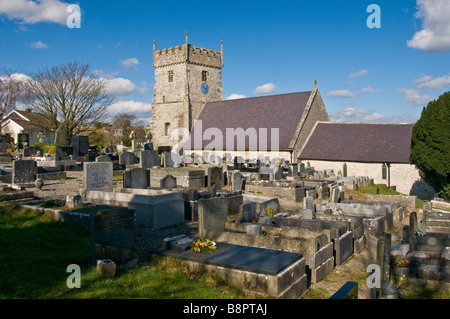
[201, 82, 209, 94]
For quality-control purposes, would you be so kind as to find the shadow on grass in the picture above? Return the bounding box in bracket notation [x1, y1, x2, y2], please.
[0, 205, 90, 298]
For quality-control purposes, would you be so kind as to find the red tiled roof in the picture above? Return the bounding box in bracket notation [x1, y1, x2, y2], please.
[183, 91, 312, 151]
[298, 122, 415, 164]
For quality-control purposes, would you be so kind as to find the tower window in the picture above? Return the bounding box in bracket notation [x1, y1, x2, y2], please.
[168, 70, 174, 82]
[164, 123, 170, 136]
[202, 70, 207, 82]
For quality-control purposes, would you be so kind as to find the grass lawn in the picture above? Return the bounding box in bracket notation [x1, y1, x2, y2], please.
[0, 203, 247, 299]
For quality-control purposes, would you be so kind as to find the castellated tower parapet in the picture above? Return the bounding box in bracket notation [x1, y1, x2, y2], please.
[153, 43, 223, 69]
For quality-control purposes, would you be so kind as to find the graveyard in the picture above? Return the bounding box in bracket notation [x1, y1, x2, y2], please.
[0, 137, 448, 300]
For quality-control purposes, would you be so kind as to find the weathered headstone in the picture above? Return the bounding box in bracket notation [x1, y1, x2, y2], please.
[198, 196, 227, 238]
[123, 168, 150, 189]
[54, 125, 66, 145]
[83, 162, 113, 190]
[331, 187, 340, 203]
[140, 150, 159, 168]
[160, 174, 177, 189]
[66, 194, 83, 209]
[247, 224, 262, 236]
[119, 152, 137, 166]
[232, 171, 243, 192]
[239, 202, 257, 222]
[162, 152, 174, 168]
[72, 135, 89, 158]
[95, 155, 111, 162]
[143, 142, 153, 151]
[376, 233, 392, 293]
[409, 212, 418, 243]
[12, 160, 37, 185]
[207, 166, 223, 190]
[303, 196, 315, 211]
[273, 165, 283, 180]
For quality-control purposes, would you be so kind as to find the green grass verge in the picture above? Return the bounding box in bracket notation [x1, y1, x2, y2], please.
[357, 184, 402, 196]
[0, 203, 247, 299]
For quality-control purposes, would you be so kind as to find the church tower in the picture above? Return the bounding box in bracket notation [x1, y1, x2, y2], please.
[149, 33, 224, 148]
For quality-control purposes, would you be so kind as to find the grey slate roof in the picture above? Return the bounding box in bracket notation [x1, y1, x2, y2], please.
[183, 91, 312, 151]
[298, 122, 415, 164]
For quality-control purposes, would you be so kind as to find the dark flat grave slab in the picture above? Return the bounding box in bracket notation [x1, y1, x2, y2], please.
[155, 242, 302, 276]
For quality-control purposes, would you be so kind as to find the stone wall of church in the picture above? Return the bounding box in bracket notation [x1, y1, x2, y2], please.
[304, 160, 426, 196]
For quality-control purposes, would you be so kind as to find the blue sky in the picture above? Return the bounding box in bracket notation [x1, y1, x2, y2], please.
[1, 0, 449, 125]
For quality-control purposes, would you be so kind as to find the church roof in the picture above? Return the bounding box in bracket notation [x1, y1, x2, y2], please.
[298, 122, 415, 164]
[182, 91, 313, 151]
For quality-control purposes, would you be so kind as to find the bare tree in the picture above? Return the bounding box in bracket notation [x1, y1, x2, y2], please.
[26, 62, 114, 145]
[0, 69, 32, 119]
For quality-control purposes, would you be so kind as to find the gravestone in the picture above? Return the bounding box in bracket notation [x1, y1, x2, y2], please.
[303, 196, 315, 211]
[54, 125, 66, 145]
[23, 146, 43, 157]
[0, 143, 9, 153]
[123, 168, 150, 189]
[409, 212, 418, 243]
[12, 160, 37, 185]
[143, 142, 153, 151]
[162, 152, 174, 168]
[302, 209, 316, 220]
[208, 166, 223, 190]
[376, 233, 392, 293]
[119, 152, 137, 166]
[331, 187, 340, 203]
[66, 194, 83, 209]
[140, 150, 160, 168]
[232, 171, 243, 192]
[239, 202, 257, 222]
[83, 162, 113, 190]
[160, 175, 177, 189]
[274, 165, 283, 180]
[72, 135, 89, 158]
[95, 155, 111, 162]
[247, 224, 262, 236]
[198, 196, 227, 238]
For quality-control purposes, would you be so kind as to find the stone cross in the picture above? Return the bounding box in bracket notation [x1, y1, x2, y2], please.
[129, 131, 137, 150]
[145, 130, 152, 142]
[38, 131, 45, 144]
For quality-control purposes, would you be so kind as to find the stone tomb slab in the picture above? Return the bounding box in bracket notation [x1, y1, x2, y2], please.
[162, 242, 302, 276]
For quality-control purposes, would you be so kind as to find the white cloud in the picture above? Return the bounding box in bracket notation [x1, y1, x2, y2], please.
[330, 107, 418, 123]
[415, 74, 450, 91]
[108, 100, 152, 114]
[30, 40, 48, 49]
[120, 58, 139, 69]
[397, 87, 434, 105]
[104, 77, 146, 96]
[327, 90, 357, 99]
[0, 72, 32, 83]
[330, 108, 385, 122]
[360, 86, 380, 93]
[108, 99, 152, 124]
[349, 69, 368, 79]
[254, 83, 276, 94]
[0, 0, 72, 25]
[225, 93, 246, 100]
[407, 0, 450, 52]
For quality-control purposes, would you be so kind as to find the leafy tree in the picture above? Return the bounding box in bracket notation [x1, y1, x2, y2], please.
[410, 91, 450, 201]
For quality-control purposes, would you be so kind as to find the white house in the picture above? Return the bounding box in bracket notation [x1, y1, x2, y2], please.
[0, 109, 56, 147]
